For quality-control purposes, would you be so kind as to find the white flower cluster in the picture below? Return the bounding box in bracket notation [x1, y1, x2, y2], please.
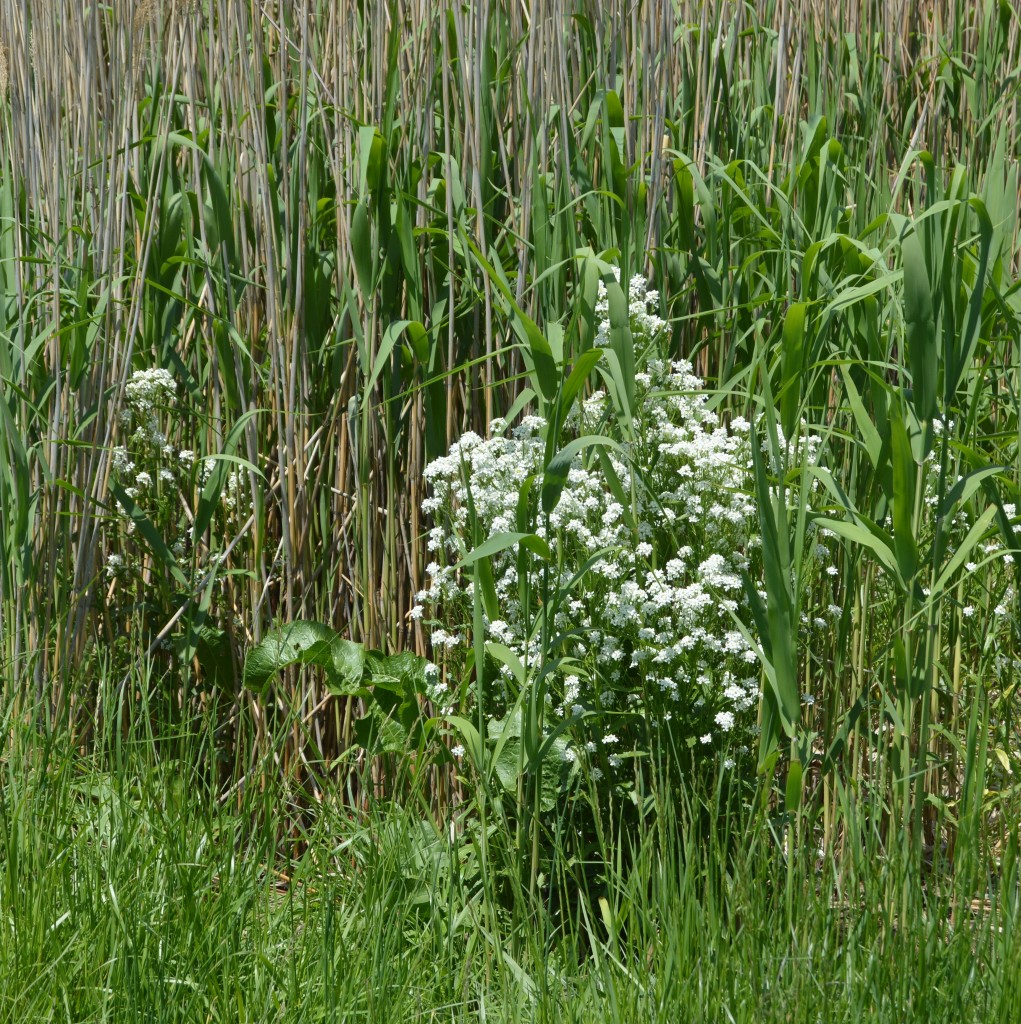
[122, 367, 177, 452]
[417, 274, 764, 777]
[111, 370, 180, 524]
[596, 271, 668, 342]
[106, 367, 247, 579]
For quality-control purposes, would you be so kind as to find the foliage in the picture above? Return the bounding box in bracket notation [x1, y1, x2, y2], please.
[1, 0, 1021, 1013]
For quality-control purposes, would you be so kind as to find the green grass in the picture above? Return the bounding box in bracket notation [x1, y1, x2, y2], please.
[2, 718, 1019, 1023]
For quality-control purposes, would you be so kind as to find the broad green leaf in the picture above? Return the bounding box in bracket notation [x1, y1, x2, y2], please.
[243, 620, 339, 692]
[490, 716, 568, 813]
[541, 434, 621, 515]
[353, 700, 409, 755]
[243, 621, 366, 696]
[902, 228, 937, 423]
[363, 649, 431, 695]
[457, 531, 551, 567]
[779, 302, 807, 438]
[175, 623, 234, 689]
[328, 638, 369, 695]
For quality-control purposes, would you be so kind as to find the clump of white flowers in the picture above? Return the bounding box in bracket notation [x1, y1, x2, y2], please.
[417, 273, 765, 785]
[106, 367, 248, 582]
[599, 272, 667, 342]
[122, 367, 177, 451]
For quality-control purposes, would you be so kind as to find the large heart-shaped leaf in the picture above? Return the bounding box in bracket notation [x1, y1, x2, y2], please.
[242, 621, 365, 695]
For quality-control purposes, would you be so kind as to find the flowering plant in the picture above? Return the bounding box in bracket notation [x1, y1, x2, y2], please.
[103, 366, 255, 685]
[106, 368, 197, 584]
[417, 275, 766, 797]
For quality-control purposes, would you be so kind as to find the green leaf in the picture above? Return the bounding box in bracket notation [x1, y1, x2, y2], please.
[540, 434, 621, 516]
[889, 400, 918, 583]
[779, 302, 807, 438]
[243, 620, 337, 692]
[242, 621, 365, 695]
[458, 232, 558, 401]
[813, 515, 904, 590]
[489, 713, 568, 813]
[485, 643, 525, 687]
[0, 388, 31, 558]
[353, 700, 409, 755]
[604, 276, 635, 422]
[559, 347, 603, 420]
[932, 504, 998, 595]
[838, 364, 882, 469]
[363, 650, 431, 695]
[750, 419, 800, 761]
[366, 319, 428, 403]
[493, 734, 522, 795]
[440, 715, 485, 770]
[457, 531, 552, 567]
[351, 201, 373, 298]
[902, 228, 937, 423]
[328, 638, 369, 695]
[358, 125, 385, 194]
[785, 759, 804, 813]
[109, 483, 189, 587]
[175, 623, 234, 689]
[938, 465, 1003, 520]
[192, 409, 262, 545]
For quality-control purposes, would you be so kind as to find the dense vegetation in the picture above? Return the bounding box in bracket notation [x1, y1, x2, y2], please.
[1, 0, 1020, 1019]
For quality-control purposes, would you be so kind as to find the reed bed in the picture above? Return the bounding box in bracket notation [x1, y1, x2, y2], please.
[0, 0, 1019, 906]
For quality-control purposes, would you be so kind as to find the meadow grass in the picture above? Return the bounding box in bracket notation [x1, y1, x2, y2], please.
[1, 0, 1021, 1019]
[2, 701, 1019, 1023]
